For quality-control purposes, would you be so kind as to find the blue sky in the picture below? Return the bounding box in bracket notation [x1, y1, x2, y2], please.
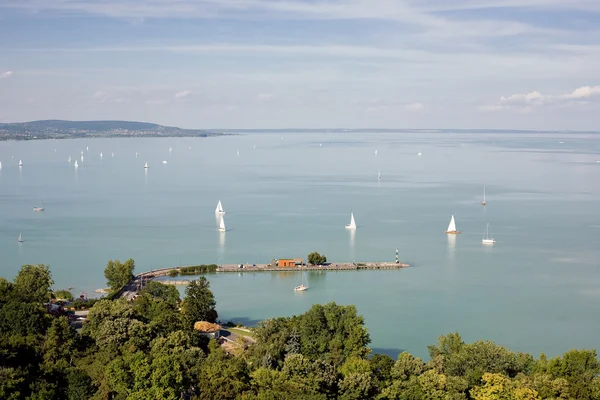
[1, 0, 600, 129]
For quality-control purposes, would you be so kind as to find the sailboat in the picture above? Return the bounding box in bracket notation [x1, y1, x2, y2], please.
[218, 217, 226, 232]
[294, 272, 309, 292]
[0, 161, 2, 169]
[445, 215, 460, 234]
[481, 186, 487, 206]
[18, 233, 23, 243]
[68, 156, 72, 163]
[345, 212, 357, 229]
[33, 199, 45, 212]
[378, 171, 381, 181]
[169, 147, 172, 152]
[237, 149, 240, 156]
[81, 155, 84, 162]
[482, 223, 496, 245]
[74, 160, 79, 168]
[215, 200, 225, 214]
[18, 160, 23, 167]
[374, 149, 378, 156]
[144, 162, 148, 169]
[100, 152, 103, 158]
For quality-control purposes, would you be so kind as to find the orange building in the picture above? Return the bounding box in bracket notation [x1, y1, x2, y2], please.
[277, 258, 303, 267]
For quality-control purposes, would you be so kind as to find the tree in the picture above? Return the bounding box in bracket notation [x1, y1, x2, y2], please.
[43, 317, 76, 366]
[181, 277, 217, 327]
[307, 252, 327, 265]
[140, 281, 180, 306]
[104, 259, 135, 293]
[196, 340, 249, 399]
[53, 289, 74, 301]
[13, 264, 53, 303]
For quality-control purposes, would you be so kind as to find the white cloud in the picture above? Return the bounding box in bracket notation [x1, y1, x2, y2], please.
[0, 71, 14, 80]
[405, 102, 424, 111]
[92, 91, 110, 103]
[174, 90, 192, 99]
[256, 93, 274, 101]
[481, 85, 600, 112]
[500, 90, 545, 105]
[564, 86, 600, 100]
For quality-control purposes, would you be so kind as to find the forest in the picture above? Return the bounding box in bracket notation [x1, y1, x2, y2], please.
[1, 263, 599, 399]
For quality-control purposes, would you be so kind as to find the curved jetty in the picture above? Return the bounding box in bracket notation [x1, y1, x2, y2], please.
[116, 261, 410, 299]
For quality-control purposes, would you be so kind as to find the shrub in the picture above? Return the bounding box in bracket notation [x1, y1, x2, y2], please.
[179, 264, 218, 275]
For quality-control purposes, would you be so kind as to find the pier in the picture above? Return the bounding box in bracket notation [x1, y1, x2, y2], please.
[116, 261, 410, 299]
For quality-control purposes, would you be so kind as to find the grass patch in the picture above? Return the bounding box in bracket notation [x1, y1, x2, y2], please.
[179, 264, 218, 275]
[229, 327, 255, 339]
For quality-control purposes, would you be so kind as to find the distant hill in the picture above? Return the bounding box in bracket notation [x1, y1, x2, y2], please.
[0, 120, 225, 141]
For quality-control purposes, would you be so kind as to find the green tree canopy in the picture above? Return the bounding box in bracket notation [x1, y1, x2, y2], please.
[307, 252, 327, 265]
[53, 289, 74, 301]
[181, 277, 218, 328]
[13, 264, 54, 303]
[104, 259, 135, 293]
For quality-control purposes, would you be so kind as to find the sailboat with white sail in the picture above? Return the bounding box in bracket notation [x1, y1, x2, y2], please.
[378, 171, 381, 181]
[482, 223, 496, 244]
[18, 160, 23, 167]
[445, 215, 460, 234]
[74, 160, 79, 168]
[481, 186, 487, 206]
[215, 200, 225, 214]
[68, 156, 72, 163]
[218, 217, 226, 232]
[144, 162, 148, 169]
[345, 212, 357, 229]
[18, 233, 23, 243]
[294, 272, 308, 292]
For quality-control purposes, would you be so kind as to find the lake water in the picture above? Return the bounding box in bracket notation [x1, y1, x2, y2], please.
[1, 131, 599, 359]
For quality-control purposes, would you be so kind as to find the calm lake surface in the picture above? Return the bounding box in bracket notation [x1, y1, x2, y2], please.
[1, 131, 599, 359]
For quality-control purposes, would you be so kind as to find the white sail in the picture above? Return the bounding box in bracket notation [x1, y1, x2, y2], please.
[18, 160, 23, 167]
[144, 162, 148, 168]
[18, 233, 23, 242]
[447, 215, 457, 232]
[74, 160, 79, 168]
[219, 217, 226, 232]
[346, 212, 357, 229]
[81, 155, 84, 162]
[237, 149, 240, 156]
[482, 223, 496, 244]
[0, 161, 2, 169]
[215, 200, 225, 214]
[169, 147, 172, 152]
[100, 152, 103, 158]
[68, 156, 72, 163]
[378, 171, 381, 180]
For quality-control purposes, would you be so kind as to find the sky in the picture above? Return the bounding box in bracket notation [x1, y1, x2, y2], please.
[1, 0, 600, 130]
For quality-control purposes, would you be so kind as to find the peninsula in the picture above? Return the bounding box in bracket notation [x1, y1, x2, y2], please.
[0, 119, 226, 141]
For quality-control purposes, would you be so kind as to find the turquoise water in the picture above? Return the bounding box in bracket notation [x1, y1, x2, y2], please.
[1, 131, 599, 358]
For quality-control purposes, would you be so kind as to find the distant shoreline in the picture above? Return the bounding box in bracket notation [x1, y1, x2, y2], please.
[0, 119, 230, 141]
